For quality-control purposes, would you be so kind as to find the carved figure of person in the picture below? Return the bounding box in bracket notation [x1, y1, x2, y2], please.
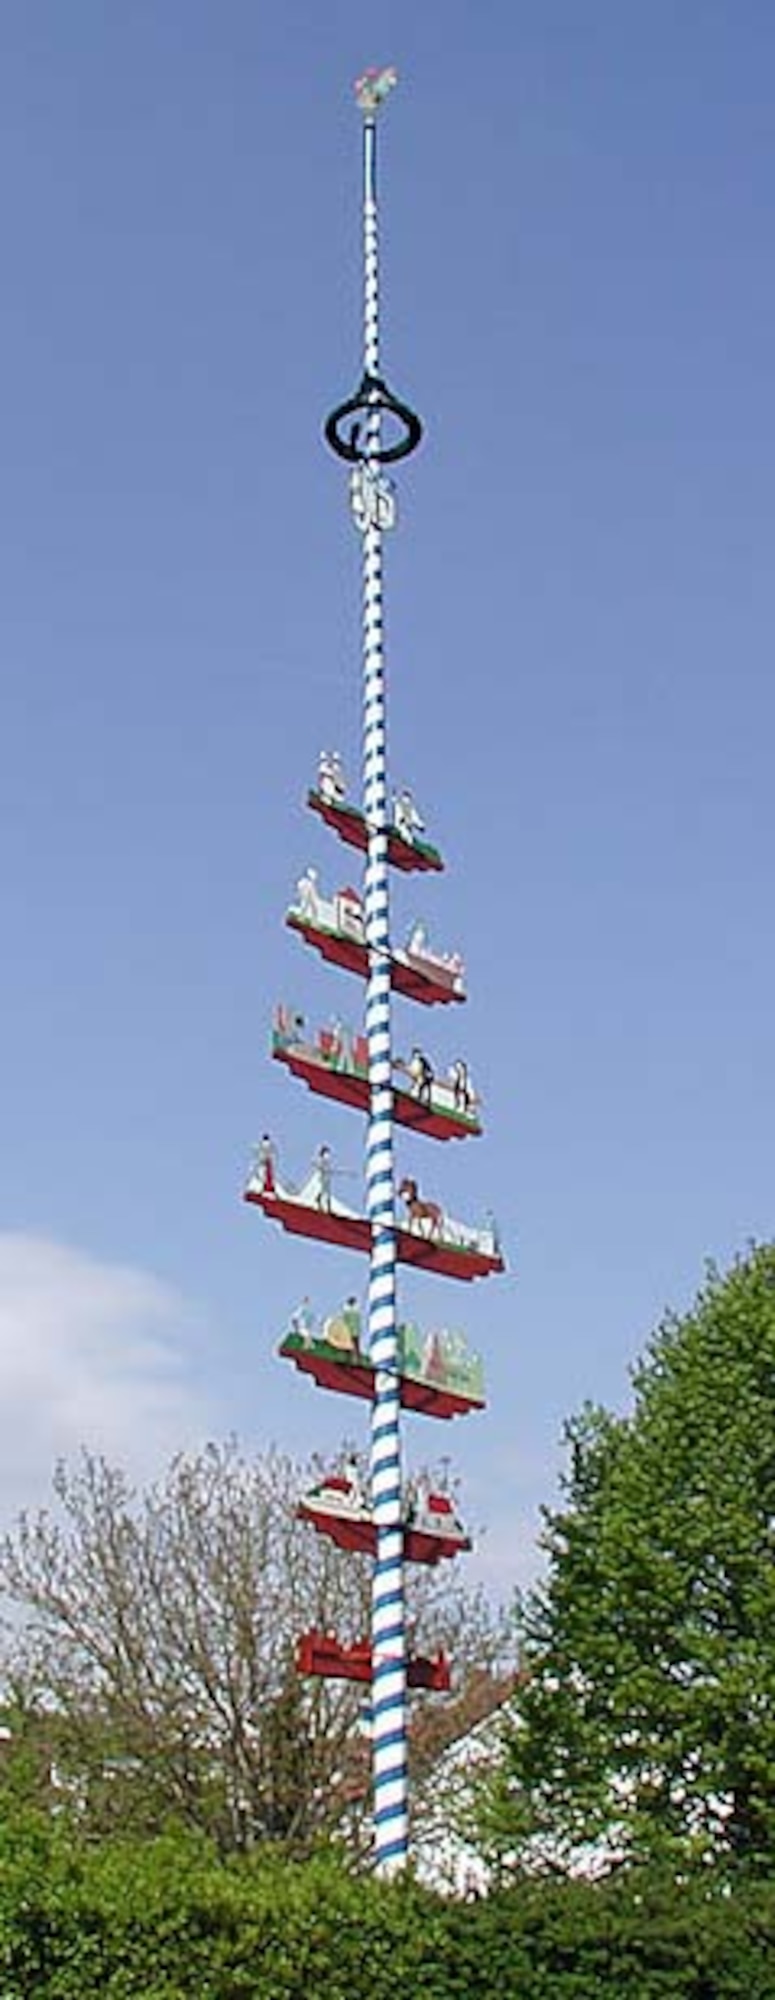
[318, 749, 347, 804]
[291, 1297, 316, 1345]
[341, 1296, 362, 1350]
[296, 866, 321, 921]
[449, 1058, 475, 1115]
[313, 1143, 333, 1213]
[274, 1003, 305, 1045]
[406, 1470, 433, 1527]
[342, 1455, 365, 1509]
[253, 1134, 277, 1194]
[393, 786, 425, 845]
[330, 1017, 357, 1075]
[408, 1047, 434, 1107]
[483, 1208, 502, 1259]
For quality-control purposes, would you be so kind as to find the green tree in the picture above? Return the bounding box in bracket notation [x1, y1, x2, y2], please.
[0, 1440, 507, 1856]
[477, 1245, 775, 1878]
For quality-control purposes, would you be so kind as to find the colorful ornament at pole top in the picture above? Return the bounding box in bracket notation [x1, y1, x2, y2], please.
[354, 66, 398, 115]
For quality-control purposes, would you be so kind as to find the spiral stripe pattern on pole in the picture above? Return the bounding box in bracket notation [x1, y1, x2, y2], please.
[361, 110, 408, 1877]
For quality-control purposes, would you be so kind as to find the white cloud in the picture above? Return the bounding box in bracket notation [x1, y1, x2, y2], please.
[0, 1233, 213, 1524]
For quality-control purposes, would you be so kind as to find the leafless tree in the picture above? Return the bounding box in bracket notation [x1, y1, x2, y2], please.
[0, 1442, 510, 1854]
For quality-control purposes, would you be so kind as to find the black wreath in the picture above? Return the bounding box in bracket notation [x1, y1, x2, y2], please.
[324, 373, 423, 465]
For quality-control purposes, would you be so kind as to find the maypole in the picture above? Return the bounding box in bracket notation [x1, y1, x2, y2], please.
[357, 67, 408, 1875]
[245, 68, 504, 1878]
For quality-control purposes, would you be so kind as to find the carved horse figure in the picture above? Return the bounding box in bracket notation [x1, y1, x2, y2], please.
[399, 1175, 444, 1241]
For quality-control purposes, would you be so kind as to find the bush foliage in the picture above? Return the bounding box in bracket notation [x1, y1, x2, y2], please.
[1, 1815, 775, 1998]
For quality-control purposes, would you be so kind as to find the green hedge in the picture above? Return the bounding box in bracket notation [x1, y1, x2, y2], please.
[1, 1818, 775, 1998]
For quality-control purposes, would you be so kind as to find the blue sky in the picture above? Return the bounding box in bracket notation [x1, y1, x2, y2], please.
[1, 3, 773, 1592]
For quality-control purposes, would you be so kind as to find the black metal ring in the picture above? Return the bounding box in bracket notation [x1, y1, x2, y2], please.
[324, 373, 423, 465]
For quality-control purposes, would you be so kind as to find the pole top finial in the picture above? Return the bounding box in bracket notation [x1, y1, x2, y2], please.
[354, 66, 398, 116]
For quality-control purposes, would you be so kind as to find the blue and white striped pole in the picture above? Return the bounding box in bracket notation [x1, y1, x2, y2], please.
[323, 64, 420, 1874]
[357, 78, 408, 1877]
